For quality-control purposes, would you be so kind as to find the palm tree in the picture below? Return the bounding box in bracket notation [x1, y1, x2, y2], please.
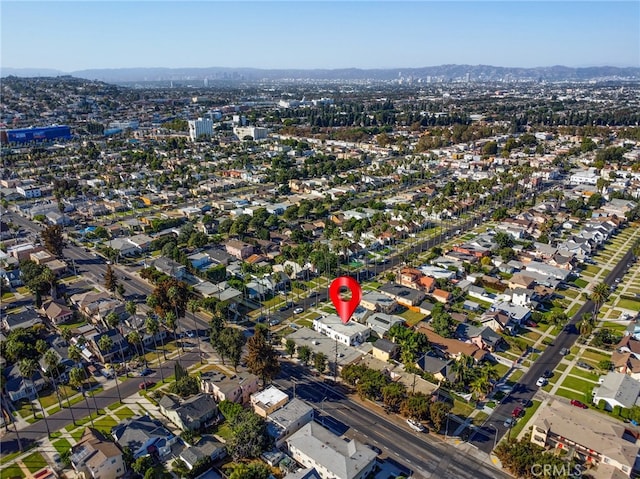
[127, 331, 146, 367]
[470, 375, 491, 400]
[105, 312, 127, 374]
[579, 312, 596, 337]
[125, 300, 137, 318]
[69, 366, 94, 428]
[167, 286, 184, 353]
[42, 350, 63, 410]
[188, 299, 203, 364]
[97, 335, 123, 402]
[164, 311, 180, 359]
[18, 358, 50, 437]
[145, 315, 165, 382]
[591, 282, 611, 321]
[482, 364, 501, 384]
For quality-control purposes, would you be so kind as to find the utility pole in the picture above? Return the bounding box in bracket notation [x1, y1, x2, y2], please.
[334, 337, 339, 383]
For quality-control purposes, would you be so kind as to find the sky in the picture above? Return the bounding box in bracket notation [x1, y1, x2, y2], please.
[1, 1, 639, 71]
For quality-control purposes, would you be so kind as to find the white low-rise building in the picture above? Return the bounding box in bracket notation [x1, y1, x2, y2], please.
[312, 315, 370, 346]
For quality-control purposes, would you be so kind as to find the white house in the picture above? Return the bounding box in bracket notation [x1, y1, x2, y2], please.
[312, 315, 371, 346]
[592, 372, 640, 411]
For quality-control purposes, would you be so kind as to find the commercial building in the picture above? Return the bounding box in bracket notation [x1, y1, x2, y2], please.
[531, 400, 640, 477]
[1, 125, 72, 144]
[233, 126, 268, 140]
[188, 118, 214, 141]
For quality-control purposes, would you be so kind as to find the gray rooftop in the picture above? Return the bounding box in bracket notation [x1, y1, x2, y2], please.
[594, 372, 640, 409]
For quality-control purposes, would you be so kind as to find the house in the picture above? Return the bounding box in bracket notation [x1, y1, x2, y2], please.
[2, 307, 43, 332]
[360, 292, 397, 314]
[286, 422, 377, 479]
[112, 415, 178, 459]
[371, 338, 400, 362]
[365, 313, 404, 339]
[200, 370, 260, 404]
[126, 234, 153, 252]
[4, 362, 47, 402]
[267, 397, 314, 446]
[71, 428, 125, 479]
[251, 386, 289, 418]
[178, 435, 226, 470]
[416, 353, 453, 382]
[379, 283, 426, 307]
[508, 273, 536, 290]
[415, 323, 487, 363]
[153, 256, 186, 280]
[224, 239, 254, 260]
[456, 324, 505, 352]
[158, 393, 218, 431]
[42, 300, 74, 324]
[592, 372, 640, 411]
[285, 328, 365, 374]
[531, 400, 640, 477]
[490, 301, 531, 326]
[89, 330, 129, 363]
[313, 315, 371, 347]
[479, 311, 518, 336]
[431, 288, 452, 304]
[399, 267, 423, 289]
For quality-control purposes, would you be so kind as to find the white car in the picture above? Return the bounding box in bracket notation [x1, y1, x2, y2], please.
[406, 418, 426, 432]
[293, 307, 304, 314]
[536, 377, 548, 387]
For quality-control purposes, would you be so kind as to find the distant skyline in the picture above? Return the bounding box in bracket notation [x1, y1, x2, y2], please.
[1, 1, 639, 72]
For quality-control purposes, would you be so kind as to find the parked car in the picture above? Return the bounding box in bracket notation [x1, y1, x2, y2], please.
[576, 361, 594, 371]
[526, 320, 538, 328]
[559, 348, 569, 356]
[269, 318, 281, 326]
[139, 368, 153, 377]
[542, 369, 554, 378]
[512, 406, 524, 418]
[518, 398, 533, 408]
[139, 380, 155, 390]
[503, 417, 516, 428]
[293, 307, 304, 314]
[406, 418, 426, 432]
[570, 399, 588, 409]
[536, 377, 548, 387]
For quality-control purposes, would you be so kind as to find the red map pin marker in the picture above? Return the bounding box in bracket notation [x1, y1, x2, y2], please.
[329, 276, 362, 324]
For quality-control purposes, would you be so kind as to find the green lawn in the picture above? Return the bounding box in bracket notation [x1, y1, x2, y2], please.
[560, 376, 596, 395]
[567, 367, 599, 381]
[573, 278, 589, 288]
[451, 399, 475, 418]
[473, 411, 489, 426]
[214, 422, 234, 442]
[581, 349, 611, 363]
[52, 438, 72, 455]
[509, 370, 524, 383]
[22, 452, 47, 473]
[114, 406, 136, 420]
[0, 465, 24, 479]
[94, 416, 118, 435]
[617, 299, 640, 312]
[554, 387, 593, 405]
[398, 309, 426, 326]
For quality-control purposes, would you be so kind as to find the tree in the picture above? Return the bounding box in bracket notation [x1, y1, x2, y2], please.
[104, 265, 118, 292]
[313, 352, 328, 374]
[40, 224, 65, 257]
[69, 366, 95, 428]
[297, 345, 311, 365]
[98, 335, 114, 361]
[429, 401, 452, 433]
[150, 278, 190, 320]
[146, 315, 165, 381]
[217, 327, 246, 370]
[244, 328, 280, 385]
[400, 392, 430, 421]
[494, 231, 514, 249]
[219, 400, 244, 422]
[18, 359, 41, 421]
[285, 339, 296, 358]
[470, 375, 491, 400]
[164, 311, 179, 359]
[226, 461, 271, 479]
[227, 410, 271, 461]
[127, 331, 145, 365]
[381, 381, 407, 412]
[42, 350, 63, 410]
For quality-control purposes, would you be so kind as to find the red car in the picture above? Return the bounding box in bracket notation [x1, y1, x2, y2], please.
[512, 406, 524, 417]
[570, 399, 588, 409]
[139, 380, 155, 390]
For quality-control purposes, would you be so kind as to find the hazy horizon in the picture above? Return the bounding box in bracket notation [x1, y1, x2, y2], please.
[1, 1, 639, 71]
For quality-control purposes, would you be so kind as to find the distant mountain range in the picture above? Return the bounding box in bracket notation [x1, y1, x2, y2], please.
[2, 65, 639, 83]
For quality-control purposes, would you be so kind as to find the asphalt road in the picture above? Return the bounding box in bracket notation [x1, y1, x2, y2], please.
[275, 361, 510, 479]
[1, 351, 202, 456]
[469, 247, 637, 453]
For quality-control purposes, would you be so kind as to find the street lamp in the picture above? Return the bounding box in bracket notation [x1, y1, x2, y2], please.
[487, 423, 498, 450]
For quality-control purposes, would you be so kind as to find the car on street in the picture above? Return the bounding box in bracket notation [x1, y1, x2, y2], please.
[518, 398, 533, 408]
[543, 369, 554, 378]
[293, 307, 304, 314]
[139, 368, 153, 377]
[406, 418, 426, 432]
[536, 377, 548, 387]
[570, 399, 588, 409]
[269, 318, 282, 326]
[503, 417, 516, 428]
[560, 348, 569, 356]
[512, 406, 524, 418]
[139, 380, 155, 390]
